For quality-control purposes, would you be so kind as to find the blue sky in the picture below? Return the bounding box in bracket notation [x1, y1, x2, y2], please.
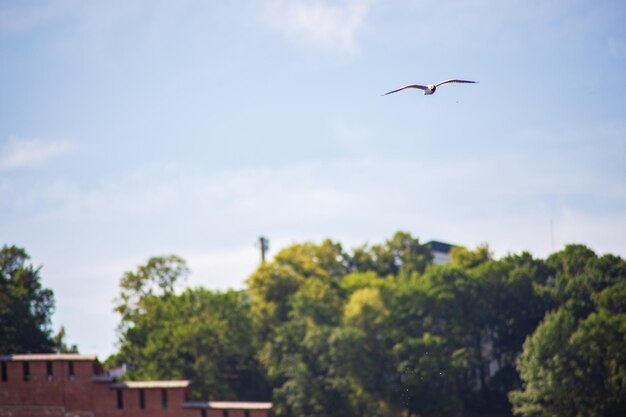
[1, 0, 625, 358]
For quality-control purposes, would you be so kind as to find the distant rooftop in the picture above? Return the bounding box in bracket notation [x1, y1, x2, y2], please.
[109, 380, 190, 389]
[0, 353, 98, 362]
[426, 240, 456, 254]
[185, 402, 274, 410]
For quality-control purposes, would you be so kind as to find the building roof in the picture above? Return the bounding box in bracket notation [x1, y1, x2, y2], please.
[109, 380, 190, 389]
[0, 353, 98, 362]
[92, 375, 115, 382]
[184, 402, 273, 410]
[426, 240, 455, 254]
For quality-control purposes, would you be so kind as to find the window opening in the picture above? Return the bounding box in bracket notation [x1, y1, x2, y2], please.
[162, 389, 168, 409]
[117, 389, 124, 409]
[68, 361, 75, 380]
[1, 362, 7, 382]
[139, 389, 146, 409]
[47, 361, 53, 381]
[23, 362, 30, 382]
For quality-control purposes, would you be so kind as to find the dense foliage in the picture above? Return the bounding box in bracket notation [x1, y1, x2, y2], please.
[8, 232, 620, 417]
[0, 245, 56, 353]
[509, 246, 626, 417]
[245, 234, 625, 417]
[107, 233, 625, 416]
[244, 233, 551, 417]
[108, 255, 269, 400]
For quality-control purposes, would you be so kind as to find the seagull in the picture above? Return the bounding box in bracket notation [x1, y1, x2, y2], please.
[382, 79, 478, 96]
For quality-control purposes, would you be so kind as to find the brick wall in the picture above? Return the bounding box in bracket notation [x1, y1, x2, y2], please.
[0, 357, 272, 417]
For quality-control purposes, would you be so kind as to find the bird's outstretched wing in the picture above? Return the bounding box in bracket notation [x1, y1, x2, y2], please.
[382, 84, 428, 96]
[435, 79, 478, 87]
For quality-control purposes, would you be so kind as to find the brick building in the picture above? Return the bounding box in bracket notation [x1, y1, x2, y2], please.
[0, 354, 273, 417]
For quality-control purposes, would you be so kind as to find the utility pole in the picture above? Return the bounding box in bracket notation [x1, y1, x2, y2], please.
[257, 236, 269, 264]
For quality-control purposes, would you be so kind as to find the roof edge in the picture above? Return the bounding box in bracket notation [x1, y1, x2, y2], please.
[184, 401, 273, 410]
[110, 380, 190, 389]
[0, 354, 98, 362]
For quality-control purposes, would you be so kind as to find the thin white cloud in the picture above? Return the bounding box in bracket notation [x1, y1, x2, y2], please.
[6, 122, 624, 248]
[260, 0, 374, 55]
[3, 120, 625, 262]
[8, 141, 626, 360]
[0, 137, 75, 171]
[26, 161, 363, 226]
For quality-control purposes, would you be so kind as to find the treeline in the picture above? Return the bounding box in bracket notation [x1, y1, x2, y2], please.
[2, 234, 625, 417]
[106, 232, 625, 417]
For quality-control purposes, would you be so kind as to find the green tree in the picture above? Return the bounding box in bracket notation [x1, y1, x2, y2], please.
[0, 245, 55, 353]
[111, 256, 268, 400]
[259, 271, 353, 417]
[510, 304, 626, 417]
[385, 268, 475, 417]
[348, 231, 432, 277]
[449, 243, 492, 269]
[383, 255, 550, 417]
[247, 240, 348, 341]
[545, 245, 624, 316]
[112, 287, 267, 400]
[393, 332, 465, 417]
[254, 247, 384, 417]
[340, 286, 396, 417]
[290, 279, 343, 326]
[114, 255, 189, 326]
[465, 252, 550, 413]
[510, 246, 626, 417]
[265, 320, 358, 417]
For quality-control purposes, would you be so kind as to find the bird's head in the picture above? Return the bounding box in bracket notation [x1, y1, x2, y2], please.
[430, 85, 436, 92]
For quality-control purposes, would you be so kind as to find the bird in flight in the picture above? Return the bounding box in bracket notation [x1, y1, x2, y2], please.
[382, 79, 478, 96]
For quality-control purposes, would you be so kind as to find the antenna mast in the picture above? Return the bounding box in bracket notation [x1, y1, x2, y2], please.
[258, 236, 269, 264]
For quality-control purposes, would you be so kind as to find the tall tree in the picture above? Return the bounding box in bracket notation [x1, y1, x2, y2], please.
[111, 256, 268, 400]
[0, 245, 55, 353]
[262, 280, 355, 417]
[340, 285, 396, 417]
[510, 246, 626, 417]
[385, 268, 476, 417]
[247, 240, 348, 341]
[465, 252, 551, 413]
